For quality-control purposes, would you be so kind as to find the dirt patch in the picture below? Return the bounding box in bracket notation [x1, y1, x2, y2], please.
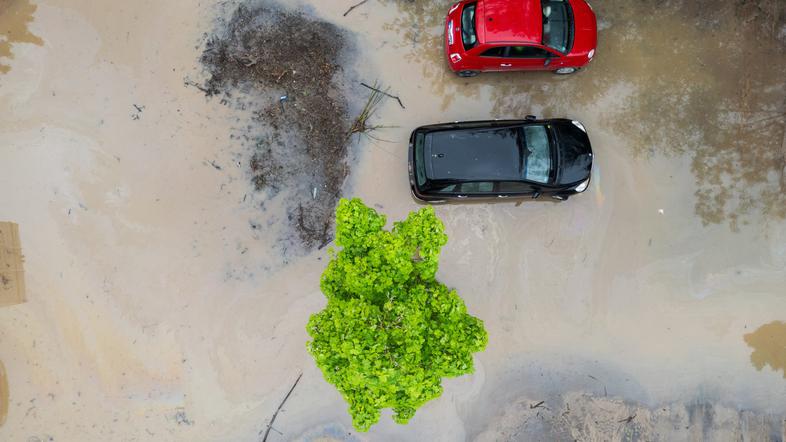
[384, 0, 786, 229]
[0, 222, 26, 307]
[475, 393, 784, 441]
[744, 320, 786, 379]
[0, 360, 7, 427]
[0, 0, 44, 74]
[199, 1, 353, 250]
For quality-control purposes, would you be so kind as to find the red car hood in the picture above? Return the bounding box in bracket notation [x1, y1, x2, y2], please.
[569, 0, 597, 56]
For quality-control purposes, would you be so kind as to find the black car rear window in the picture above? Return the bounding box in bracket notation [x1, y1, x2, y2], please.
[461, 3, 478, 50]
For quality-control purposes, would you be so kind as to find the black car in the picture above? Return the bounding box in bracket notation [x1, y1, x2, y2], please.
[408, 117, 593, 202]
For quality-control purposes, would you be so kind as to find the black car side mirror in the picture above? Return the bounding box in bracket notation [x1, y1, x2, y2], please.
[532, 191, 541, 199]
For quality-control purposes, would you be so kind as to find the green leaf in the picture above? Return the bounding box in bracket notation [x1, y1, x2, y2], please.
[306, 198, 488, 431]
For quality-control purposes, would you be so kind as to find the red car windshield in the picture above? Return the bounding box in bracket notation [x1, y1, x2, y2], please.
[461, 3, 478, 49]
[541, 0, 573, 53]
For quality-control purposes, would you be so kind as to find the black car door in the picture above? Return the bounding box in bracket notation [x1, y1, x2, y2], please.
[496, 181, 537, 198]
[455, 181, 495, 199]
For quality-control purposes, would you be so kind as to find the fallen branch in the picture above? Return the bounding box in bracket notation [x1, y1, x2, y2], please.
[349, 81, 387, 138]
[361, 82, 406, 109]
[343, 0, 369, 16]
[261, 373, 303, 442]
[530, 400, 545, 409]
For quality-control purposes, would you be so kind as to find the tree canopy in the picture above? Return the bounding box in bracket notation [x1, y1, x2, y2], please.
[306, 198, 488, 431]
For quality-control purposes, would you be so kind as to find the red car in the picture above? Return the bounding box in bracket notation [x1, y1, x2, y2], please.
[445, 0, 597, 76]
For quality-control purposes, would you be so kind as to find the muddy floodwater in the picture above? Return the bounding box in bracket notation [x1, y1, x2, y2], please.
[745, 321, 786, 379]
[0, 0, 43, 74]
[1, 0, 786, 441]
[0, 360, 7, 427]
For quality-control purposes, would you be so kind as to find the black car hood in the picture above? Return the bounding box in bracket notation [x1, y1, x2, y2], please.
[554, 121, 593, 185]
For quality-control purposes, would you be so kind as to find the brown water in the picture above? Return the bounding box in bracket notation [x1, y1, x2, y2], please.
[0, 0, 785, 440]
[0, 361, 7, 427]
[745, 321, 786, 378]
[0, 0, 43, 74]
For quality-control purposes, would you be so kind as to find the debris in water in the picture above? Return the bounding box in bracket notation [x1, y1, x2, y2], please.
[260, 372, 302, 442]
[343, 0, 369, 17]
[173, 407, 193, 426]
[200, 3, 354, 251]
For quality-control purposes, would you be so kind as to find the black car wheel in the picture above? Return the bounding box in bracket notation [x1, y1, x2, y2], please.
[457, 70, 479, 78]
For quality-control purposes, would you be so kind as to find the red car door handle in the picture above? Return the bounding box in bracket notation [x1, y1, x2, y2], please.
[500, 63, 512, 67]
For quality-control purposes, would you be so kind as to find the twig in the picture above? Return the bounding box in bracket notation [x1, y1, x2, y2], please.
[530, 400, 545, 409]
[618, 414, 636, 424]
[360, 82, 406, 109]
[261, 373, 303, 442]
[343, 0, 369, 16]
[318, 237, 334, 250]
[183, 78, 210, 94]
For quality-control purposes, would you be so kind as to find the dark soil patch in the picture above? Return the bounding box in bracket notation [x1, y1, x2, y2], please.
[200, 1, 353, 250]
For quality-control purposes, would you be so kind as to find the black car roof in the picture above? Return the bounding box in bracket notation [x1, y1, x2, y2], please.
[424, 125, 524, 182]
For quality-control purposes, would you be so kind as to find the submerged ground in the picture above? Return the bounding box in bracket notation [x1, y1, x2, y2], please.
[1, 0, 785, 440]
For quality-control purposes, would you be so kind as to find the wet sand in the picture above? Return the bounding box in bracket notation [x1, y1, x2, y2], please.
[1, 0, 785, 440]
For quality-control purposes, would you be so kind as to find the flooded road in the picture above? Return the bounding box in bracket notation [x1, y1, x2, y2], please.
[1, 0, 785, 440]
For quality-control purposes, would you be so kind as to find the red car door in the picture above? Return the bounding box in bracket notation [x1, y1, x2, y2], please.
[507, 45, 557, 71]
[476, 45, 516, 72]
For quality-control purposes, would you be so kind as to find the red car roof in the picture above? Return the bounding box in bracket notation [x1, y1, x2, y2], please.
[479, 0, 543, 44]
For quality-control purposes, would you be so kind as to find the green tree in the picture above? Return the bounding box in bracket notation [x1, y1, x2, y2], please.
[306, 198, 488, 431]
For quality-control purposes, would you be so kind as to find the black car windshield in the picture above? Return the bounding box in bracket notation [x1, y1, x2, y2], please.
[522, 125, 552, 183]
[541, 0, 572, 53]
[461, 3, 478, 49]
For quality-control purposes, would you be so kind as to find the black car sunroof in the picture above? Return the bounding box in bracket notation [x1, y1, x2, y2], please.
[425, 127, 523, 181]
